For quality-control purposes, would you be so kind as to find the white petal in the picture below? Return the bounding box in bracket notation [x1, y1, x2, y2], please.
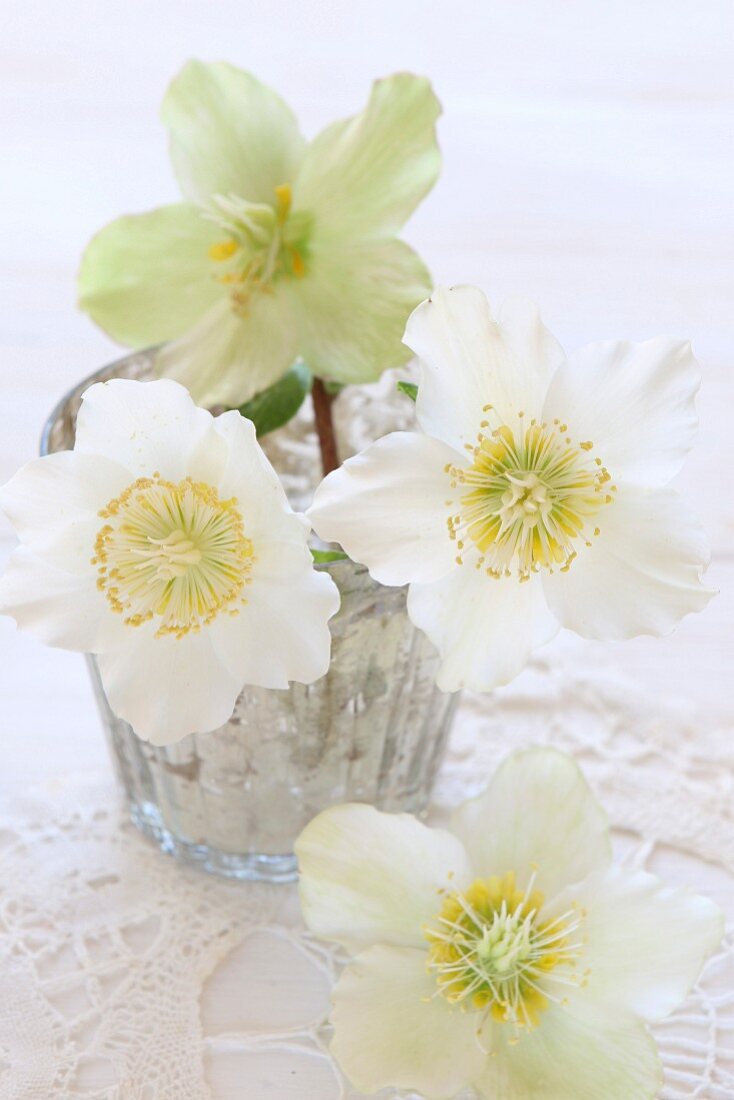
[542, 484, 714, 640]
[155, 294, 300, 407]
[186, 409, 304, 544]
[307, 432, 462, 585]
[564, 866, 724, 1024]
[74, 378, 212, 480]
[97, 628, 242, 745]
[0, 548, 120, 653]
[296, 803, 472, 951]
[451, 748, 611, 896]
[161, 60, 305, 205]
[0, 451, 131, 573]
[543, 337, 700, 487]
[404, 287, 566, 452]
[209, 538, 339, 688]
[476, 1007, 661, 1100]
[331, 945, 484, 1098]
[407, 570, 559, 692]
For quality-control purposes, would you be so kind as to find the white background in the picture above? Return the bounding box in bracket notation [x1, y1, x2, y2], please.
[1, 0, 733, 792]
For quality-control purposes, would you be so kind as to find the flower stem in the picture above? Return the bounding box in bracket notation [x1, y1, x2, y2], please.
[312, 378, 339, 477]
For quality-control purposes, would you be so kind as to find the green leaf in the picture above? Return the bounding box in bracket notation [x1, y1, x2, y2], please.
[311, 548, 349, 563]
[236, 361, 312, 436]
[397, 380, 418, 402]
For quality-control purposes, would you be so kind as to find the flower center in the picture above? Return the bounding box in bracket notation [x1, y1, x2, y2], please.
[426, 872, 583, 1030]
[446, 412, 615, 580]
[205, 184, 312, 314]
[92, 475, 254, 638]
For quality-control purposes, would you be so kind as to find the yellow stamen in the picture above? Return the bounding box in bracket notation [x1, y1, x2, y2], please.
[93, 476, 254, 639]
[425, 871, 584, 1035]
[274, 183, 292, 223]
[208, 239, 239, 262]
[445, 418, 614, 580]
[290, 248, 306, 278]
[203, 185, 309, 314]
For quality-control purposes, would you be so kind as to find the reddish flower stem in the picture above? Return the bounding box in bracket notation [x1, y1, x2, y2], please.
[312, 377, 339, 477]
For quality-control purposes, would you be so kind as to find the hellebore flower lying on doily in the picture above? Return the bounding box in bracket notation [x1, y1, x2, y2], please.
[296, 747, 724, 1100]
[78, 60, 441, 407]
[0, 379, 339, 745]
[308, 285, 715, 692]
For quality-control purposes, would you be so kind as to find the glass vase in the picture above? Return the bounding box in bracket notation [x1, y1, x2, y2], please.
[42, 350, 458, 881]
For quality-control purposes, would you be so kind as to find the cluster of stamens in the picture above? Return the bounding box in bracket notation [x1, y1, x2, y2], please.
[92, 475, 254, 638]
[446, 407, 615, 581]
[425, 871, 586, 1037]
[205, 184, 311, 314]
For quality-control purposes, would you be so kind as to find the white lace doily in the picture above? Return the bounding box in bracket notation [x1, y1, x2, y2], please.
[1, 653, 733, 1100]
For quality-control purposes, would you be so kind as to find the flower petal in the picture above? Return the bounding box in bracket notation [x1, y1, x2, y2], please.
[331, 945, 484, 1099]
[405, 287, 567, 452]
[161, 60, 305, 204]
[476, 1007, 661, 1100]
[78, 203, 224, 346]
[293, 73, 440, 240]
[0, 548, 119, 653]
[543, 337, 700, 487]
[0, 451, 131, 573]
[407, 570, 559, 692]
[296, 803, 472, 951]
[293, 237, 433, 385]
[209, 538, 338, 688]
[96, 627, 243, 745]
[565, 866, 724, 1024]
[542, 485, 714, 640]
[155, 294, 299, 406]
[74, 377, 213, 480]
[186, 409, 302, 541]
[308, 432, 461, 586]
[451, 748, 611, 896]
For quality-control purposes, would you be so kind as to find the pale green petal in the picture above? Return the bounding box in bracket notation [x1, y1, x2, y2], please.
[562, 867, 724, 1024]
[296, 802, 472, 951]
[331, 945, 484, 1098]
[294, 72, 441, 240]
[294, 237, 432, 384]
[161, 60, 306, 204]
[476, 1008, 661, 1100]
[451, 748, 611, 895]
[155, 294, 299, 407]
[78, 203, 223, 346]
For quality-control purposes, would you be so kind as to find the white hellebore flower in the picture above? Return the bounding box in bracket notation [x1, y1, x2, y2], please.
[308, 286, 714, 692]
[0, 379, 339, 745]
[296, 748, 724, 1099]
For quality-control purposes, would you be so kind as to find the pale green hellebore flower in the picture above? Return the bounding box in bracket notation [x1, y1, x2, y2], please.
[78, 61, 441, 407]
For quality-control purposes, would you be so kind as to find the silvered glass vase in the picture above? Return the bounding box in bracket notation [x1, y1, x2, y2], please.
[42, 350, 458, 882]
